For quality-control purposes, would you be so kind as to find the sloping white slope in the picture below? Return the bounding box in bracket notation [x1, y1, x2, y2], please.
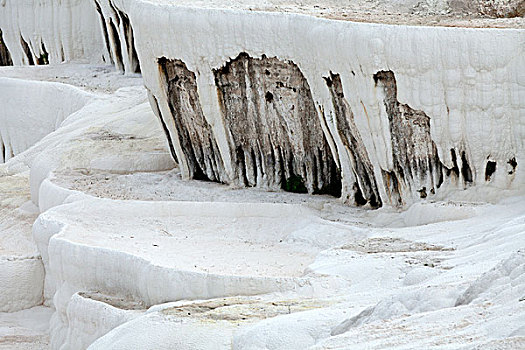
[0, 77, 95, 163]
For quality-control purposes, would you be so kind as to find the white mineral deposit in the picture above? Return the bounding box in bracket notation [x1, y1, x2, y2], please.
[0, 0, 524, 349]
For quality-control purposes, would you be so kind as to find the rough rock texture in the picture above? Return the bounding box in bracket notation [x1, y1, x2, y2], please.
[159, 58, 226, 182]
[0, 29, 13, 66]
[325, 73, 381, 207]
[373, 71, 445, 205]
[449, 0, 525, 18]
[214, 53, 341, 195]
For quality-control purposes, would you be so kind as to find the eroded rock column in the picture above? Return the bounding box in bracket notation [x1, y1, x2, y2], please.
[159, 58, 226, 182]
[374, 71, 444, 205]
[214, 53, 341, 195]
[325, 73, 381, 207]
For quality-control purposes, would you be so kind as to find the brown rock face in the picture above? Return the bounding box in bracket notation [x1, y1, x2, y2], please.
[373, 70, 445, 205]
[159, 57, 226, 182]
[214, 53, 341, 195]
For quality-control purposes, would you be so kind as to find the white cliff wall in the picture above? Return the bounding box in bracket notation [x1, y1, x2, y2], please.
[110, 0, 524, 206]
[1, 0, 524, 206]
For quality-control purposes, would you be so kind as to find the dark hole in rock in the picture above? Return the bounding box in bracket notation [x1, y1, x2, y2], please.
[485, 160, 497, 181]
[0, 29, 13, 66]
[418, 187, 427, 198]
[282, 174, 308, 193]
[373, 70, 443, 205]
[20, 36, 34, 65]
[508, 157, 517, 174]
[353, 183, 368, 206]
[324, 72, 381, 207]
[158, 57, 225, 182]
[213, 52, 341, 196]
[448, 149, 460, 177]
[37, 41, 49, 65]
[461, 151, 473, 184]
[1, 139, 5, 163]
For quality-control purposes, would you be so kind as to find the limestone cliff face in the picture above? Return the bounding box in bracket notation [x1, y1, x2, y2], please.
[159, 58, 225, 182]
[213, 53, 340, 195]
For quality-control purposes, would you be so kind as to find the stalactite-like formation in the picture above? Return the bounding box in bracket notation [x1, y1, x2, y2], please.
[94, 0, 113, 65]
[214, 53, 341, 195]
[20, 35, 34, 65]
[0, 29, 13, 66]
[325, 73, 381, 207]
[116, 9, 140, 73]
[36, 41, 49, 65]
[159, 57, 225, 182]
[108, 18, 124, 71]
[373, 70, 444, 205]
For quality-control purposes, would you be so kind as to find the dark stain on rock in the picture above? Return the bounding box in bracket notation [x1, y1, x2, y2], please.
[159, 57, 225, 182]
[150, 93, 177, 162]
[20, 35, 34, 65]
[0, 29, 13, 66]
[36, 41, 49, 65]
[0, 138, 5, 163]
[116, 8, 141, 73]
[213, 52, 341, 196]
[447, 148, 460, 178]
[325, 72, 381, 207]
[460, 150, 473, 184]
[508, 157, 517, 175]
[108, 18, 124, 71]
[485, 160, 497, 181]
[94, 0, 113, 65]
[373, 70, 443, 205]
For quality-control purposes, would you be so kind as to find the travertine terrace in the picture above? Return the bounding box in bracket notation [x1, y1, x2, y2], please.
[0, 0, 524, 349]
